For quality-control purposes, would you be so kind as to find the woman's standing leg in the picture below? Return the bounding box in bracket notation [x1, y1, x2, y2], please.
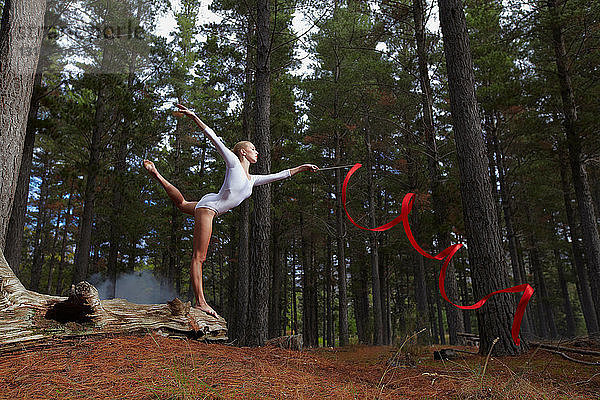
[143, 160, 197, 215]
[191, 207, 220, 318]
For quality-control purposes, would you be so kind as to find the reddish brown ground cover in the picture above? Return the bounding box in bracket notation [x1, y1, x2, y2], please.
[0, 333, 598, 399]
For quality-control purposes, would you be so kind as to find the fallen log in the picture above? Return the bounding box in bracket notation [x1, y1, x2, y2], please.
[0, 251, 227, 352]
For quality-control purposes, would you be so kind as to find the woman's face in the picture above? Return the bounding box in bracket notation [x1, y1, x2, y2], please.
[244, 143, 258, 163]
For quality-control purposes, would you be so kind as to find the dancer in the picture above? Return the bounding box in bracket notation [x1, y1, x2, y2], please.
[144, 104, 318, 318]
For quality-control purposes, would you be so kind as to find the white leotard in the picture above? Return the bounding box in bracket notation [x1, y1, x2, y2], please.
[195, 126, 291, 216]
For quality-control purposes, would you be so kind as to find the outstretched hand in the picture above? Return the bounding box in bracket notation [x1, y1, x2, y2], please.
[173, 104, 198, 120]
[300, 164, 319, 172]
[173, 104, 209, 131]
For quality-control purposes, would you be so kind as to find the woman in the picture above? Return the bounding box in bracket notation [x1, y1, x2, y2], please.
[144, 104, 318, 318]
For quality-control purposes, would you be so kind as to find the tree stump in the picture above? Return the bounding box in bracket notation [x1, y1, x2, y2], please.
[0, 251, 227, 351]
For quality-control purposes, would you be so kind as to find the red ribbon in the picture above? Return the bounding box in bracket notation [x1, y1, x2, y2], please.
[342, 163, 533, 346]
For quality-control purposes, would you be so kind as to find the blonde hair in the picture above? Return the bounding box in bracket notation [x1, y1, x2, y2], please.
[233, 141, 252, 158]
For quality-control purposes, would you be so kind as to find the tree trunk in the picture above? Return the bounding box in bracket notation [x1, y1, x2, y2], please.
[269, 222, 283, 339]
[554, 249, 576, 337]
[72, 80, 107, 284]
[233, 16, 253, 344]
[46, 207, 63, 294]
[4, 70, 42, 276]
[0, 0, 46, 249]
[107, 70, 136, 298]
[107, 136, 127, 299]
[326, 235, 333, 347]
[365, 126, 383, 345]
[458, 259, 472, 333]
[291, 239, 298, 335]
[331, 37, 349, 347]
[282, 247, 288, 336]
[558, 146, 598, 333]
[413, 0, 463, 345]
[490, 129, 533, 337]
[438, 0, 525, 355]
[410, 205, 432, 344]
[380, 252, 392, 345]
[547, 0, 600, 324]
[428, 286, 439, 343]
[350, 248, 370, 344]
[55, 186, 74, 296]
[29, 155, 50, 291]
[168, 110, 183, 296]
[301, 219, 318, 347]
[526, 224, 558, 338]
[248, 0, 272, 347]
[226, 222, 237, 333]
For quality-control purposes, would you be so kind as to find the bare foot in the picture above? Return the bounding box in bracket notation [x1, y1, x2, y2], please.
[193, 302, 220, 319]
[143, 160, 158, 178]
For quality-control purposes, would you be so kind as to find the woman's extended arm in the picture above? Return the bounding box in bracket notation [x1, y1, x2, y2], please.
[175, 104, 238, 168]
[253, 169, 292, 186]
[253, 164, 318, 186]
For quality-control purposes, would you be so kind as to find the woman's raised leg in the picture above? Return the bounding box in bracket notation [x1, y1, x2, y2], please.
[143, 160, 197, 215]
[190, 207, 219, 318]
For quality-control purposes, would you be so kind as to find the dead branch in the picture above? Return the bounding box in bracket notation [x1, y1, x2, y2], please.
[530, 342, 600, 357]
[539, 348, 600, 366]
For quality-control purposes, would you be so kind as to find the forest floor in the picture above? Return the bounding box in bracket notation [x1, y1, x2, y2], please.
[0, 332, 598, 400]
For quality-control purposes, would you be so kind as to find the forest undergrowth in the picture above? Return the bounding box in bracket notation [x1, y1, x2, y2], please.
[0, 332, 598, 399]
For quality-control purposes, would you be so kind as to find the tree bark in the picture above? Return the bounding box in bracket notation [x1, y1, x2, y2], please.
[247, 0, 272, 347]
[457, 259, 472, 333]
[301, 217, 318, 347]
[282, 247, 288, 336]
[438, 0, 525, 355]
[547, 0, 600, 324]
[331, 33, 349, 346]
[269, 222, 283, 338]
[0, 0, 47, 249]
[350, 247, 370, 344]
[291, 239, 298, 335]
[3, 70, 41, 276]
[365, 125, 383, 345]
[232, 16, 254, 344]
[413, 0, 463, 345]
[380, 251, 392, 345]
[412, 211, 432, 344]
[326, 235, 333, 347]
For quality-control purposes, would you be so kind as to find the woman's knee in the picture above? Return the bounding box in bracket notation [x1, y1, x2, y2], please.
[192, 252, 207, 264]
